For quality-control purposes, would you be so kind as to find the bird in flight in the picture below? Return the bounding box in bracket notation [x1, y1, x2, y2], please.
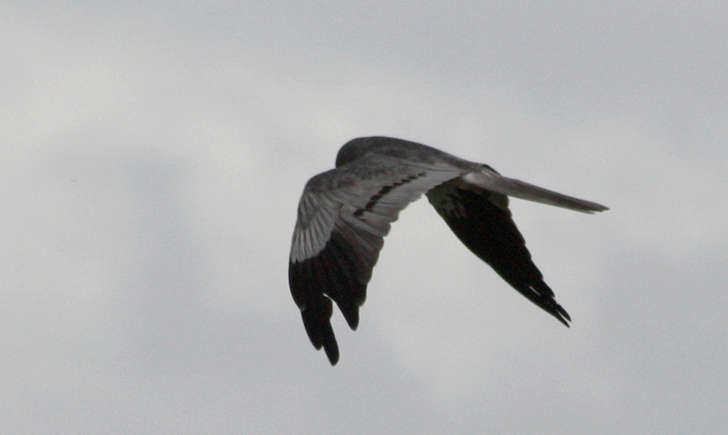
[289, 136, 608, 365]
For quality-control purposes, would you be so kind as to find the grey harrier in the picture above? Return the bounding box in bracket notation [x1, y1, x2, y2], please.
[289, 136, 607, 365]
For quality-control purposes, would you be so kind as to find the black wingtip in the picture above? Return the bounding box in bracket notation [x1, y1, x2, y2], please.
[522, 282, 572, 328]
[302, 308, 340, 365]
[555, 313, 571, 328]
[341, 306, 360, 330]
[552, 302, 571, 327]
[319, 319, 339, 365]
[300, 294, 341, 365]
[291, 257, 345, 366]
[324, 339, 340, 366]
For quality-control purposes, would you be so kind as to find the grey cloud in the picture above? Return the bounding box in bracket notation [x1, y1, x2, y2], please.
[1, 1, 726, 433]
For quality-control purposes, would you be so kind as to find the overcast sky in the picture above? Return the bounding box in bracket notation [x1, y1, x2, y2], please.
[2, 1, 727, 434]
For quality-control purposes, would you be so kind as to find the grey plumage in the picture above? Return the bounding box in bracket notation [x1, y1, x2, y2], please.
[289, 136, 607, 365]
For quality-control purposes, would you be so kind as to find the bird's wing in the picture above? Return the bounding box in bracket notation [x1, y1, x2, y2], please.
[426, 179, 572, 326]
[289, 154, 464, 364]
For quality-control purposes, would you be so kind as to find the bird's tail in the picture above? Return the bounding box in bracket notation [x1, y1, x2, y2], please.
[462, 170, 608, 213]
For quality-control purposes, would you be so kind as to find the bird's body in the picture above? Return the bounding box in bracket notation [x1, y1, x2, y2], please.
[289, 136, 607, 365]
